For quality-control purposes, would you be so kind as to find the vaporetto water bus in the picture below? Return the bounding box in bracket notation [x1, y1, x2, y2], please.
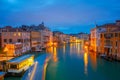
[6, 54, 34, 76]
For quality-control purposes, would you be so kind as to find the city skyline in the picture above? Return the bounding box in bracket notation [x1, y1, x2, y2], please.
[0, 0, 120, 33]
[0, 1, 120, 79]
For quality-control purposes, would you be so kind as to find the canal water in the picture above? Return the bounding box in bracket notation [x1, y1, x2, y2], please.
[46, 43, 120, 80]
[5, 43, 120, 80]
[4, 52, 44, 80]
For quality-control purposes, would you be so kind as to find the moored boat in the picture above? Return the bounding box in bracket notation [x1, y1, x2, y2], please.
[6, 54, 34, 76]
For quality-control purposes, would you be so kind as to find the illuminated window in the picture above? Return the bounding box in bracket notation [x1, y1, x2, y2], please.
[14, 33, 16, 36]
[10, 64, 17, 69]
[18, 32, 21, 36]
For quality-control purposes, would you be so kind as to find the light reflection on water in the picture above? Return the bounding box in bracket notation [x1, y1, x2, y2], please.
[5, 43, 120, 80]
[63, 44, 66, 54]
[46, 46, 58, 63]
[53, 47, 58, 62]
[46, 43, 120, 80]
[89, 52, 97, 71]
[84, 52, 88, 75]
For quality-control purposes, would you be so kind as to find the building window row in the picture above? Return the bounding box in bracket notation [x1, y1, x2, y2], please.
[3, 32, 21, 37]
[101, 33, 120, 38]
[4, 39, 30, 43]
[4, 39, 12, 43]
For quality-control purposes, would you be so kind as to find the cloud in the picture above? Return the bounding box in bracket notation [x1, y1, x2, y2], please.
[0, 0, 120, 33]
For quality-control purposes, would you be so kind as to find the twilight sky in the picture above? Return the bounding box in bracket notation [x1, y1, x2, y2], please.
[0, 0, 120, 33]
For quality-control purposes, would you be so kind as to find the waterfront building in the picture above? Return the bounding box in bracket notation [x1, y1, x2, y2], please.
[53, 31, 68, 45]
[76, 33, 90, 45]
[65, 35, 71, 43]
[53, 31, 62, 44]
[53, 36, 58, 46]
[69, 36, 76, 43]
[99, 26, 120, 58]
[59, 34, 68, 43]
[90, 20, 120, 52]
[40, 29, 53, 49]
[90, 27, 102, 52]
[69, 33, 88, 44]
[77, 32, 89, 41]
[30, 31, 41, 51]
[0, 33, 2, 48]
[20, 22, 53, 49]
[0, 26, 30, 56]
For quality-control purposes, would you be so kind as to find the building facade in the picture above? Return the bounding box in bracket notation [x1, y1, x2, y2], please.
[77, 33, 89, 41]
[90, 27, 106, 52]
[89, 20, 120, 61]
[40, 29, 53, 48]
[54, 32, 68, 44]
[90, 21, 120, 52]
[99, 27, 120, 58]
[0, 26, 30, 56]
[30, 31, 41, 51]
[90, 28, 97, 52]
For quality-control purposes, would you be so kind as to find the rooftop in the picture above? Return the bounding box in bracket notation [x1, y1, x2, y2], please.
[9, 54, 34, 63]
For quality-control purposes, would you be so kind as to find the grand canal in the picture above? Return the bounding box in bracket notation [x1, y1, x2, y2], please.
[46, 43, 120, 80]
[5, 43, 120, 80]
